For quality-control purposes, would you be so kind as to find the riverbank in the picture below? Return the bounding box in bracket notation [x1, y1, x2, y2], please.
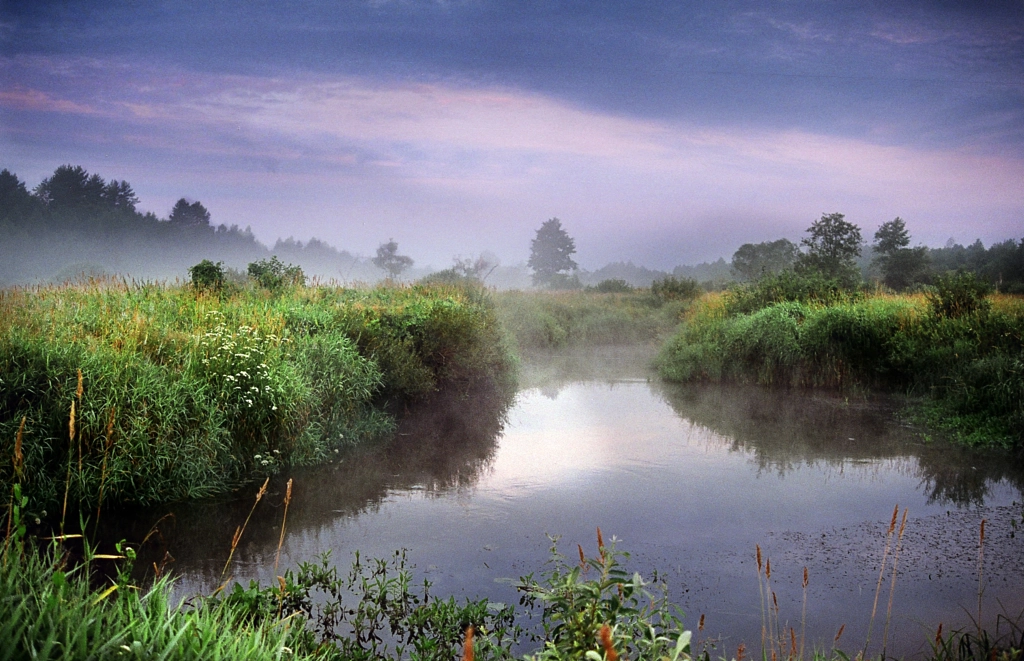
[656, 291, 1024, 449]
[0, 279, 514, 509]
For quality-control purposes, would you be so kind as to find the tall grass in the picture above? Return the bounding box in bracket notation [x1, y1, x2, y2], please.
[493, 289, 689, 351]
[658, 292, 1024, 448]
[0, 279, 514, 509]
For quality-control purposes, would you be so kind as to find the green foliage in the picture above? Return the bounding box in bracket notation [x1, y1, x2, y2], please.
[517, 537, 693, 661]
[724, 270, 854, 315]
[494, 290, 686, 351]
[658, 292, 1024, 447]
[247, 256, 306, 290]
[731, 239, 799, 281]
[928, 271, 993, 318]
[873, 218, 929, 291]
[529, 218, 578, 288]
[651, 276, 701, 303]
[796, 212, 863, 287]
[168, 198, 210, 227]
[0, 281, 513, 508]
[188, 259, 225, 291]
[590, 279, 634, 293]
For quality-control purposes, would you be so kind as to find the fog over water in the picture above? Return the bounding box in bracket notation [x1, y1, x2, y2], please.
[102, 347, 1024, 659]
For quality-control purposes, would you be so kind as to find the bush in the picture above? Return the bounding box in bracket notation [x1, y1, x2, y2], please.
[928, 271, 992, 318]
[724, 269, 853, 314]
[590, 278, 633, 293]
[247, 256, 306, 290]
[188, 259, 225, 291]
[651, 276, 701, 303]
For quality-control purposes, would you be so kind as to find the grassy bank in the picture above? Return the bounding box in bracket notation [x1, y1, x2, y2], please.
[657, 291, 1024, 448]
[0, 280, 513, 509]
[493, 289, 690, 352]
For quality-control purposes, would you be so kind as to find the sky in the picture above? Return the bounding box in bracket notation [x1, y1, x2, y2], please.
[2, 0, 1023, 270]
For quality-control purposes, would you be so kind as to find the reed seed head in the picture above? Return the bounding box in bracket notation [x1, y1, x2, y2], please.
[888, 505, 898, 534]
[463, 625, 475, 661]
[756, 545, 762, 574]
[599, 623, 618, 661]
[935, 623, 943, 646]
[578, 543, 586, 568]
[790, 627, 797, 659]
[255, 477, 269, 503]
[737, 643, 746, 661]
[834, 624, 845, 644]
[699, 613, 705, 632]
[76, 369, 83, 400]
[69, 400, 76, 442]
[803, 567, 808, 589]
[597, 526, 604, 550]
[14, 416, 25, 476]
[284, 478, 293, 505]
[766, 558, 771, 580]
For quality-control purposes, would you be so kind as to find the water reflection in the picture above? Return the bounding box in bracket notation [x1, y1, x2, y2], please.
[650, 380, 1024, 506]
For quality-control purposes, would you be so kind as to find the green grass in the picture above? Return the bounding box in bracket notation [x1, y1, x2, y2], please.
[0, 279, 514, 509]
[657, 292, 1024, 448]
[493, 289, 690, 352]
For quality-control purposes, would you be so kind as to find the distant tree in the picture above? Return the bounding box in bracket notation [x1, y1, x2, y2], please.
[34, 165, 106, 210]
[528, 218, 577, 288]
[169, 198, 211, 227]
[247, 256, 305, 290]
[188, 259, 225, 291]
[872, 217, 929, 290]
[373, 239, 414, 278]
[102, 180, 139, 212]
[731, 239, 799, 281]
[796, 212, 863, 287]
[0, 169, 39, 223]
[452, 252, 499, 281]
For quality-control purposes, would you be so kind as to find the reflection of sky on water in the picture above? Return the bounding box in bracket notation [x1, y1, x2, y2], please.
[106, 353, 1024, 659]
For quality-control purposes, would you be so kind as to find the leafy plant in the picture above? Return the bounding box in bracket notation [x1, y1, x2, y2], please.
[651, 276, 701, 303]
[188, 259, 225, 291]
[928, 271, 992, 318]
[247, 256, 306, 290]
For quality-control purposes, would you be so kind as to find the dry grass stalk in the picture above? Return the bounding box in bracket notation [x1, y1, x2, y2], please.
[864, 504, 899, 657]
[76, 369, 83, 472]
[699, 613, 705, 632]
[756, 545, 767, 655]
[599, 623, 619, 661]
[221, 477, 269, 579]
[800, 566, 808, 661]
[13, 416, 25, 479]
[61, 401, 77, 534]
[934, 623, 943, 648]
[274, 478, 293, 576]
[597, 526, 605, 560]
[463, 624, 475, 661]
[977, 518, 986, 636]
[95, 406, 116, 525]
[882, 508, 909, 653]
[578, 543, 587, 570]
[737, 643, 746, 661]
[834, 624, 845, 646]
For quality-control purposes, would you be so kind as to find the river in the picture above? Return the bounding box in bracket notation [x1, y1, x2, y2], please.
[107, 346, 1024, 658]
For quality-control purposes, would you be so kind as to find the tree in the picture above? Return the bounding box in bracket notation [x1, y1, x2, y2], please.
[796, 212, 863, 286]
[872, 217, 929, 290]
[169, 198, 211, 227]
[528, 218, 577, 288]
[731, 239, 799, 281]
[102, 180, 139, 212]
[0, 169, 39, 224]
[34, 165, 106, 210]
[373, 239, 414, 279]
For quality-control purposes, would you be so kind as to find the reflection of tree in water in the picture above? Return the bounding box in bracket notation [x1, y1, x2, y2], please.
[98, 383, 514, 583]
[650, 380, 1024, 506]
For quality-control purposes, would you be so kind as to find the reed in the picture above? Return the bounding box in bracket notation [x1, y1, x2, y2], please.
[864, 505, 899, 657]
[977, 518, 986, 638]
[221, 477, 269, 580]
[273, 478, 293, 576]
[882, 508, 909, 654]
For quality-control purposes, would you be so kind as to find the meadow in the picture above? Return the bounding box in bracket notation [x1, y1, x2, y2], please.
[0, 279, 513, 509]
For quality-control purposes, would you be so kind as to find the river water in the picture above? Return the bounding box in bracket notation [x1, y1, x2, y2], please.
[110, 346, 1024, 658]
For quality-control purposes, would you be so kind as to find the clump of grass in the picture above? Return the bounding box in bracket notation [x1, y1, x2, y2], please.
[657, 290, 1024, 448]
[494, 289, 689, 351]
[0, 279, 515, 510]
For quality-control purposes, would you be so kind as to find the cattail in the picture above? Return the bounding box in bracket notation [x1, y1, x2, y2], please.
[934, 623, 943, 647]
[579, 543, 586, 569]
[835, 625, 845, 645]
[766, 558, 771, 580]
[13, 416, 25, 478]
[463, 625, 475, 661]
[599, 623, 619, 661]
[803, 567, 808, 589]
[699, 614, 705, 632]
[737, 644, 746, 661]
[274, 478, 293, 575]
[756, 545, 763, 574]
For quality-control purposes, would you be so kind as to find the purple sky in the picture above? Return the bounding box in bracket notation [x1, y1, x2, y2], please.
[2, 1, 1022, 269]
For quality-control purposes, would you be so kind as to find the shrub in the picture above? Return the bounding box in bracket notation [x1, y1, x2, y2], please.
[247, 256, 306, 290]
[651, 276, 701, 303]
[724, 269, 853, 314]
[188, 259, 225, 291]
[928, 271, 992, 318]
[590, 278, 633, 293]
